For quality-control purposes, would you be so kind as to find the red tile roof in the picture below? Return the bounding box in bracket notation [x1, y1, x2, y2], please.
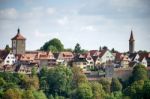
[11, 29, 26, 40]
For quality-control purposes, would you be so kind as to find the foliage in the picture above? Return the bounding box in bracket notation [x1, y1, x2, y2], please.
[111, 78, 122, 92]
[3, 88, 22, 99]
[90, 82, 105, 99]
[124, 80, 144, 99]
[131, 64, 148, 82]
[74, 43, 81, 53]
[40, 38, 64, 52]
[71, 66, 88, 88]
[5, 44, 11, 52]
[99, 77, 111, 93]
[48, 45, 57, 53]
[143, 80, 150, 99]
[76, 83, 93, 99]
[47, 66, 73, 97]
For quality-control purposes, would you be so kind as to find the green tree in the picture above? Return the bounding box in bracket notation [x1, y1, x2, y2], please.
[49, 94, 54, 99]
[74, 43, 81, 53]
[22, 90, 35, 99]
[47, 66, 73, 96]
[22, 76, 39, 90]
[99, 77, 111, 93]
[48, 45, 57, 53]
[143, 80, 150, 99]
[33, 90, 47, 99]
[90, 82, 105, 99]
[124, 80, 144, 99]
[111, 78, 122, 92]
[71, 66, 88, 88]
[40, 38, 64, 52]
[5, 44, 11, 52]
[31, 67, 37, 77]
[131, 64, 148, 82]
[3, 88, 22, 99]
[76, 83, 93, 99]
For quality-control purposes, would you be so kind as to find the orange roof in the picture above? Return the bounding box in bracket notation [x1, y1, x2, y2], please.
[11, 29, 26, 40]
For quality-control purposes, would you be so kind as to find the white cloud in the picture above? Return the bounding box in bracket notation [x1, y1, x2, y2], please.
[81, 25, 96, 31]
[0, 8, 17, 19]
[57, 16, 69, 26]
[47, 8, 56, 15]
[34, 29, 59, 38]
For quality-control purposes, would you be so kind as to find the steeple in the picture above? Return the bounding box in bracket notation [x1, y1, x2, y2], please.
[129, 30, 135, 53]
[17, 28, 20, 34]
[129, 30, 135, 41]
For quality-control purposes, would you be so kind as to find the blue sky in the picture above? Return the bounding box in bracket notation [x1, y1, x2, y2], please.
[0, 0, 150, 52]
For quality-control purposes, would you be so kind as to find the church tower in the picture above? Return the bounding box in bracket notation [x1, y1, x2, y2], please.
[11, 28, 26, 55]
[129, 30, 135, 53]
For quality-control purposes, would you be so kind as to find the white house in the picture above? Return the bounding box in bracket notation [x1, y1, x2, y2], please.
[139, 57, 147, 67]
[4, 52, 16, 65]
[99, 50, 115, 63]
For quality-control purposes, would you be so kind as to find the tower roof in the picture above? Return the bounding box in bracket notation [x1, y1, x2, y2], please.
[129, 30, 135, 41]
[11, 28, 26, 40]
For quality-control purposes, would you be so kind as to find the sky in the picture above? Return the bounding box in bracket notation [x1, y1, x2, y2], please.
[0, 0, 150, 52]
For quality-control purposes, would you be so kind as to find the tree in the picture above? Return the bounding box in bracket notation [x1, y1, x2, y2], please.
[31, 67, 37, 77]
[124, 80, 144, 99]
[74, 43, 81, 53]
[143, 80, 150, 99]
[47, 66, 73, 96]
[131, 64, 148, 82]
[102, 46, 108, 50]
[22, 90, 35, 99]
[90, 82, 105, 99]
[76, 83, 93, 99]
[22, 76, 39, 90]
[3, 88, 22, 99]
[111, 78, 122, 92]
[71, 66, 88, 88]
[5, 44, 11, 52]
[49, 94, 54, 99]
[48, 45, 57, 53]
[99, 77, 111, 93]
[40, 38, 64, 52]
[33, 90, 47, 99]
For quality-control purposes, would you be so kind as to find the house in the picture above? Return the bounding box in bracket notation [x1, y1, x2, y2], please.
[129, 53, 148, 67]
[82, 52, 94, 69]
[15, 64, 39, 74]
[19, 51, 56, 67]
[54, 51, 74, 66]
[4, 51, 16, 65]
[115, 53, 129, 68]
[99, 50, 115, 64]
[72, 54, 87, 71]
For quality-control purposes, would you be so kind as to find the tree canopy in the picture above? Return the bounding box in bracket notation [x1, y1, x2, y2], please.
[40, 38, 64, 52]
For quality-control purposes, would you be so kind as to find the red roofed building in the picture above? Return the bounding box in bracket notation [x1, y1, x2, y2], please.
[11, 28, 26, 55]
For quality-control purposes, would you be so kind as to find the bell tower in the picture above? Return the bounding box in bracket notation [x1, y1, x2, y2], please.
[129, 30, 135, 53]
[11, 28, 26, 55]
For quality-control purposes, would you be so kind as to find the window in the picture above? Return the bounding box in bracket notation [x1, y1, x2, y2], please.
[8, 57, 10, 59]
[7, 61, 9, 63]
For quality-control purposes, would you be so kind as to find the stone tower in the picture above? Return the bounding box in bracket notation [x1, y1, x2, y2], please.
[11, 28, 26, 55]
[129, 30, 135, 53]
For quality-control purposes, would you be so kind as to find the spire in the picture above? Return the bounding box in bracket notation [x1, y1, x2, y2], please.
[17, 28, 20, 34]
[129, 30, 135, 41]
